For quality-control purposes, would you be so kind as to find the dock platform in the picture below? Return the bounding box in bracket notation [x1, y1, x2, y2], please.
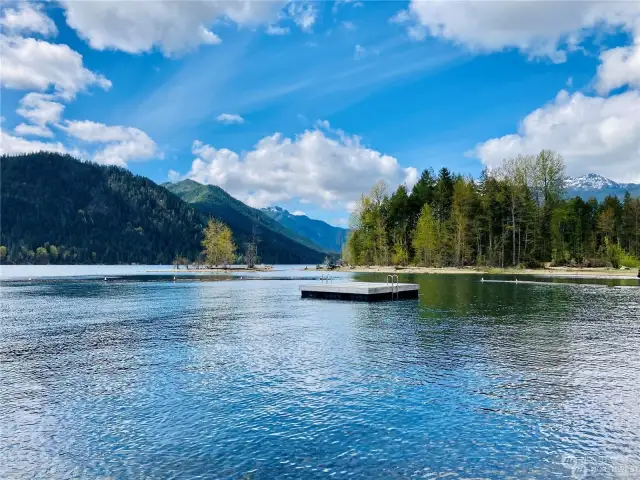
[300, 282, 419, 301]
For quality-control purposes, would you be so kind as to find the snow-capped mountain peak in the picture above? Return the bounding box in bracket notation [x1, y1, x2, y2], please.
[565, 173, 619, 190]
[263, 206, 285, 214]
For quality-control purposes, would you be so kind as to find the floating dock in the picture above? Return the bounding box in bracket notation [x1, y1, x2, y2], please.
[300, 282, 419, 301]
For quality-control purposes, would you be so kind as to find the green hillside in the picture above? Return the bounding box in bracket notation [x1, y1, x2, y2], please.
[1, 152, 204, 264]
[165, 179, 327, 264]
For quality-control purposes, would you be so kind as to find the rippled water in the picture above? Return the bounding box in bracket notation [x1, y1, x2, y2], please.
[1, 268, 639, 479]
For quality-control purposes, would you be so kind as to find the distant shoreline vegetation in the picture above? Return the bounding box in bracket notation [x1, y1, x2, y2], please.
[343, 150, 640, 270]
[2, 151, 638, 269]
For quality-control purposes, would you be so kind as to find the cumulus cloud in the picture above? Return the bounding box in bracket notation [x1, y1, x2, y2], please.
[0, 1, 57, 36]
[0, 129, 68, 155]
[394, 1, 640, 61]
[180, 124, 417, 208]
[16, 93, 65, 127]
[60, 0, 284, 56]
[216, 113, 245, 124]
[14, 123, 54, 138]
[0, 35, 111, 99]
[62, 120, 159, 167]
[473, 90, 640, 183]
[596, 35, 640, 94]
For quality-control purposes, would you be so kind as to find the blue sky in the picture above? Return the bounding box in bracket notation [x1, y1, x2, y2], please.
[2, 1, 640, 226]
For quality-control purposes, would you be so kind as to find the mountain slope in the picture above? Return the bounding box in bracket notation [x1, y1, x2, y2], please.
[1, 152, 205, 264]
[565, 173, 640, 201]
[165, 180, 326, 264]
[262, 206, 348, 253]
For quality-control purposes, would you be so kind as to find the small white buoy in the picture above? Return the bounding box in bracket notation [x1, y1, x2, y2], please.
[104, 277, 107, 281]
[481, 277, 484, 282]
[173, 276, 176, 281]
[29, 278, 32, 281]
[515, 278, 518, 283]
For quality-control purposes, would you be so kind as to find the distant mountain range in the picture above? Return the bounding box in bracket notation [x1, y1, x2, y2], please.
[261, 206, 348, 253]
[0, 153, 328, 265]
[165, 180, 328, 263]
[565, 173, 640, 201]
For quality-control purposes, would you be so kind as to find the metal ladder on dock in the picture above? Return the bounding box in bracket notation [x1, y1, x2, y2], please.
[386, 274, 399, 300]
[320, 274, 332, 284]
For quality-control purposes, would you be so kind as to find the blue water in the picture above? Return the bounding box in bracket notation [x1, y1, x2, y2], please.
[1, 267, 639, 478]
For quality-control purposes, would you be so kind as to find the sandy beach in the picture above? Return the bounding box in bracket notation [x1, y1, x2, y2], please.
[334, 265, 639, 279]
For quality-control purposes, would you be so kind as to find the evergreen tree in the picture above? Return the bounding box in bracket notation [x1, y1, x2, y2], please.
[345, 149, 639, 269]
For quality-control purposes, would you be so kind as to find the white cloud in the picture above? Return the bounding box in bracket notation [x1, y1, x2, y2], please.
[62, 120, 134, 142]
[332, 0, 363, 15]
[181, 124, 418, 208]
[62, 120, 159, 167]
[292, 210, 306, 216]
[0, 129, 68, 155]
[14, 123, 54, 138]
[61, 0, 284, 56]
[93, 138, 157, 167]
[288, 2, 317, 33]
[389, 9, 408, 24]
[596, 35, 640, 94]
[473, 90, 640, 183]
[216, 113, 245, 124]
[168, 169, 181, 182]
[0, 1, 57, 36]
[266, 24, 290, 36]
[395, 1, 640, 61]
[0, 35, 111, 99]
[16, 93, 65, 126]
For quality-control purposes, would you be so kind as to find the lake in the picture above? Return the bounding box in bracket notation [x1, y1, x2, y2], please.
[1, 266, 639, 478]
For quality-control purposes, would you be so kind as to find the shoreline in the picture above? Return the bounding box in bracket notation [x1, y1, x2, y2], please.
[334, 265, 639, 279]
[147, 266, 275, 273]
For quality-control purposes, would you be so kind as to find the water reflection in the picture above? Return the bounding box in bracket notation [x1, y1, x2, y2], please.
[1, 272, 639, 478]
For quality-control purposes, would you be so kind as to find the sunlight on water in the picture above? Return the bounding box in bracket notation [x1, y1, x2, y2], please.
[1, 269, 639, 478]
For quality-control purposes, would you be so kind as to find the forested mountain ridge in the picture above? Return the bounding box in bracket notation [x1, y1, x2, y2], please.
[165, 180, 327, 264]
[261, 206, 348, 253]
[1, 152, 205, 264]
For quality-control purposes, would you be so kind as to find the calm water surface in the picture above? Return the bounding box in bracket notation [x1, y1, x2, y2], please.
[1, 266, 639, 478]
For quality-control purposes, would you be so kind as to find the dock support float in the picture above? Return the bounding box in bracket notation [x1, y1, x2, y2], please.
[300, 282, 419, 302]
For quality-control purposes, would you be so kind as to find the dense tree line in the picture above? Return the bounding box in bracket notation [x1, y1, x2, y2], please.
[345, 151, 640, 269]
[1, 152, 205, 265]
